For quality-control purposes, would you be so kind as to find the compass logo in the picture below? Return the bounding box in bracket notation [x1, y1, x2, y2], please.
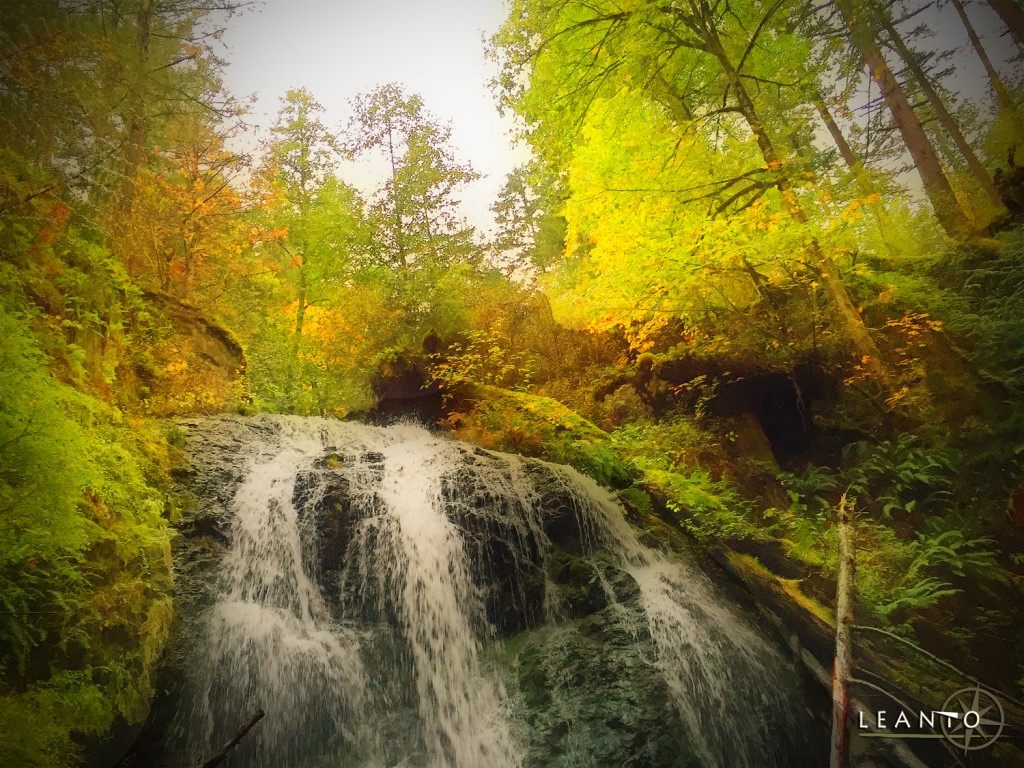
[939, 686, 1005, 752]
[856, 684, 1008, 752]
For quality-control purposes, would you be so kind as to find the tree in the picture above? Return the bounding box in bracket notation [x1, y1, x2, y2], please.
[491, 163, 567, 274]
[986, 0, 1024, 48]
[0, 0, 249, 393]
[879, 4, 1004, 211]
[831, 0, 972, 238]
[0, 0, 249, 283]
[346, 83, 478, 268]
[253, 88, 354, 404]
[493, 0, 894, 386]
[948, 0, 1024, 143]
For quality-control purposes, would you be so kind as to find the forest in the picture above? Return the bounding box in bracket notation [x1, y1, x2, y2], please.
[1, 0, 1023, 766]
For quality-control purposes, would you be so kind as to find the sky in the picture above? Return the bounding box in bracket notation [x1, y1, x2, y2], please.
[214, 1, 1021, 235]
[216, 0, 527, 236]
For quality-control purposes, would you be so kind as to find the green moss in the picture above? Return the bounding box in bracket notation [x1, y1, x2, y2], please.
[0, 308, 174, 767]
[0, 691, 78, 768]
[727, 552, 835, 627]
[451, 386, 631, 487]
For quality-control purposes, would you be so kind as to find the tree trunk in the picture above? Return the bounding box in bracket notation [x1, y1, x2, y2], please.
[830, 493, 856, 768]
[703, 28, 893, 389]
[951, 0, 1024, 141]
[123, 0, 152, 201]
[386, 123, 408, 267]
[813, 94, 901, 257]
[814, 94, 861, 174]
[833, 0, 971, 239]
[284, 254, 307, 405]
[987, 0, 1024, 48]
[294, 266, 307, 351]
[882, 12, 1005, 210]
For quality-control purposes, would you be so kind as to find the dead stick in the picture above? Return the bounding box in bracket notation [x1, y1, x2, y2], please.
[830, 492, 855, 768]
[197, 709, 266, 768]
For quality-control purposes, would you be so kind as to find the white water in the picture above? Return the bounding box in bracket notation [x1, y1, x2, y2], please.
[171, 415, 808, 767]
[177, 432, 367, 766]
[541, 466, 795, 767]
[341, 426, 520, 767]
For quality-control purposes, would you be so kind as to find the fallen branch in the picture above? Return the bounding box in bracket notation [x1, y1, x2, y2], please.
[196, 709, 265, 768]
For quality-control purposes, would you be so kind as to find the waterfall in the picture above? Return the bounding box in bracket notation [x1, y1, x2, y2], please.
[164, 415, 819, 768]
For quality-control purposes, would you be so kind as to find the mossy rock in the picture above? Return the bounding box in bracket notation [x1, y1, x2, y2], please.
[447, 386, 632, 488]
[503, 604, 699, 768]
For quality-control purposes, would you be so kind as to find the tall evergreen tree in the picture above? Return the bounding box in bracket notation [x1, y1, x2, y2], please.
[832, 0, 972, 237]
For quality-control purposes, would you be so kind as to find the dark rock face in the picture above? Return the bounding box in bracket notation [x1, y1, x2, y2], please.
[296, 445, 702, 768]
[366, 353, 445, 425]
[298, 446, 620, 637]
[292, 449, 387, 605]
[170, 416, 268, 612]
[507, 603, 699, 768]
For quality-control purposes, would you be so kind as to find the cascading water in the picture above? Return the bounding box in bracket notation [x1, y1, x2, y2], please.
[159, 415, 822, 767]
[174, 428, 368, 766]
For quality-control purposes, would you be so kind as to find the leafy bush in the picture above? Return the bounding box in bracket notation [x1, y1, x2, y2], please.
[642, 468, 758, 542]
[853, 523, 996, 622]
[428, 328, 537, 391]
[943, 226, 1024, 389]
[609, 416, 715, 472]
[0, 307, 173, 767]
[767, 442, 1008, 625]
[843, 434, 956, 519]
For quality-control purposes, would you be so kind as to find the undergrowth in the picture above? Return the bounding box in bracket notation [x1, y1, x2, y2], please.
[0, 307, 174, 768]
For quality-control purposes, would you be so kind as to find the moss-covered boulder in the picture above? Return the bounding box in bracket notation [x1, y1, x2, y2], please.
[445, 386, 631, 488]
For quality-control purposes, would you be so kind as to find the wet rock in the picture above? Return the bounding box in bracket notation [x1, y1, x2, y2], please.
[506, 602, 699, 768]
[296, 449, 388, 603]
[545, 551, 640, 621]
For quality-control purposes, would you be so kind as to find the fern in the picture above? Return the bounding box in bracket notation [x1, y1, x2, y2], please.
[877, 577, 959, 618]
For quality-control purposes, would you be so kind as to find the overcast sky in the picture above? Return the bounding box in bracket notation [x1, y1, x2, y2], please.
[215, 0, 1020, 234]
[217, 0, 526, 236]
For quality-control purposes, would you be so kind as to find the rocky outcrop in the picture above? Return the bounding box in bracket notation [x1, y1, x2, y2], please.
[505, 603, 699, 768]
[365, 352, 444, 425]
[128, 292, 246, 416]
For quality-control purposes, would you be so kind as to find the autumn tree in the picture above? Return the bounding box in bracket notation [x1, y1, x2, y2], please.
[493, 0, 895, 385]
[251, 88, 374, 407]
[0, 0, 248, 390]
[0, 2, 247, 760]
[346, 83, 479, 268]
